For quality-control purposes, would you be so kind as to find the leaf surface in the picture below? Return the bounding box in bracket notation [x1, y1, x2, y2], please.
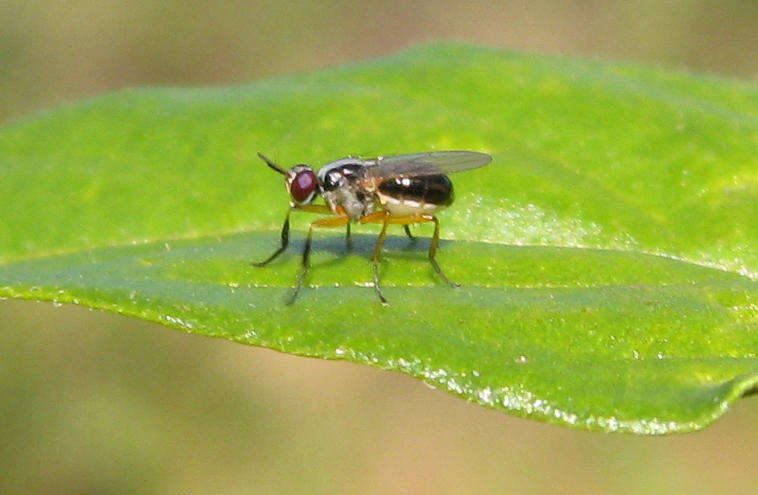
[1, 44, 756, 433]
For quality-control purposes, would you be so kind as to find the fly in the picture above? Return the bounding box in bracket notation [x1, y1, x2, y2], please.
[253, 150, 492, 305]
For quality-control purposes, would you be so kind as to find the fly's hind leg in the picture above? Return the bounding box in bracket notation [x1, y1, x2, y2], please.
[427, 215, 460, 288]
[288, 215, 349, 305]
[361, 213, 460, 292]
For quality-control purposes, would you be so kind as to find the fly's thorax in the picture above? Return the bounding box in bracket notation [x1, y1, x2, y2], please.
[322, 185, 376, 220]
[316, 159, 375, 220]
[317, 159, 367, 190]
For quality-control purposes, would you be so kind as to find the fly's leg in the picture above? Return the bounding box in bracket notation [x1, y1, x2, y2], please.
[403, 225, 416, 242]
[253, 205, 334, 267]
[359, 211, 393, 304]
[371, 212, 391, 305]
[361, 212, 459, 289]
[300, 204, 352, 250]
[288, 215, 349, 305]
[428, 215, 459, 288]
[289, 226, 312, 305]
[252, 211, 290, 267]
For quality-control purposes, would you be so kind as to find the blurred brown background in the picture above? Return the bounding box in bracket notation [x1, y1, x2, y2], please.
[1, 1, 756, 494]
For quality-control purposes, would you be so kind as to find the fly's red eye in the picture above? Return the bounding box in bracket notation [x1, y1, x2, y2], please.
[290, 170, 317, 204]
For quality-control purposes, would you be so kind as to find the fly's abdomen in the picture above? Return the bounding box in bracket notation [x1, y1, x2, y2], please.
[376, 175, 454, 216]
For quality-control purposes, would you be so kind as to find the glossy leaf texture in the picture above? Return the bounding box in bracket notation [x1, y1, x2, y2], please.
[0, 43, 756, 433]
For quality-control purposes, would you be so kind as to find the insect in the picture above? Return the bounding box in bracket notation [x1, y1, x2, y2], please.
[254, 150, 492, 304]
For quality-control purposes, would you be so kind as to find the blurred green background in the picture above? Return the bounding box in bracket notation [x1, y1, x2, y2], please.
[1, 1, 756, 494]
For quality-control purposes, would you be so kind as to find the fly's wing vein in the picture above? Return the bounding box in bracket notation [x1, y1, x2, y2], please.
[363, 151, 491, 178]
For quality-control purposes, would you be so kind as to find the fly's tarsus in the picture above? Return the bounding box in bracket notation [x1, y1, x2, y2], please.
[253, 212, 290, 267]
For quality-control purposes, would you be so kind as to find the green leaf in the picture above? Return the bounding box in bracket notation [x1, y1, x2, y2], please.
[0, 43, 756, 433]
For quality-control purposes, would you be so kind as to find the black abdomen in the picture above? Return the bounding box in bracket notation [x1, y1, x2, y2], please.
[377, 174, 454, 207]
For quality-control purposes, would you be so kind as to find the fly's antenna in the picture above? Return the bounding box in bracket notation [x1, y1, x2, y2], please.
[257, 152, 287, 175]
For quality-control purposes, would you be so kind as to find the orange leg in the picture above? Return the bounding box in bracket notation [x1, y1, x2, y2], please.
[288, 215, 350, 305]
[360, 212, 459, 304]
[425, 215, 460, 288]
[356, 211, 414, 241]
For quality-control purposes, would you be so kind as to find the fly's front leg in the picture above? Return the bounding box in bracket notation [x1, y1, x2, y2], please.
[305, 204, 352, 250]
[253, 204, 332, 267]
[252, 210, 290, 267]
[288, 215, 349, 305]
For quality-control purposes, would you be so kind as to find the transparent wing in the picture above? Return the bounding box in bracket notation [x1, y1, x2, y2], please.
[363, 151, 492, 178]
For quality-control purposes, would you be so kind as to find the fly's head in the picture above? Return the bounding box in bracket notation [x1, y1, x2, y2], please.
[258, 153, 319, 206]
[285, 164, 318, 205]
